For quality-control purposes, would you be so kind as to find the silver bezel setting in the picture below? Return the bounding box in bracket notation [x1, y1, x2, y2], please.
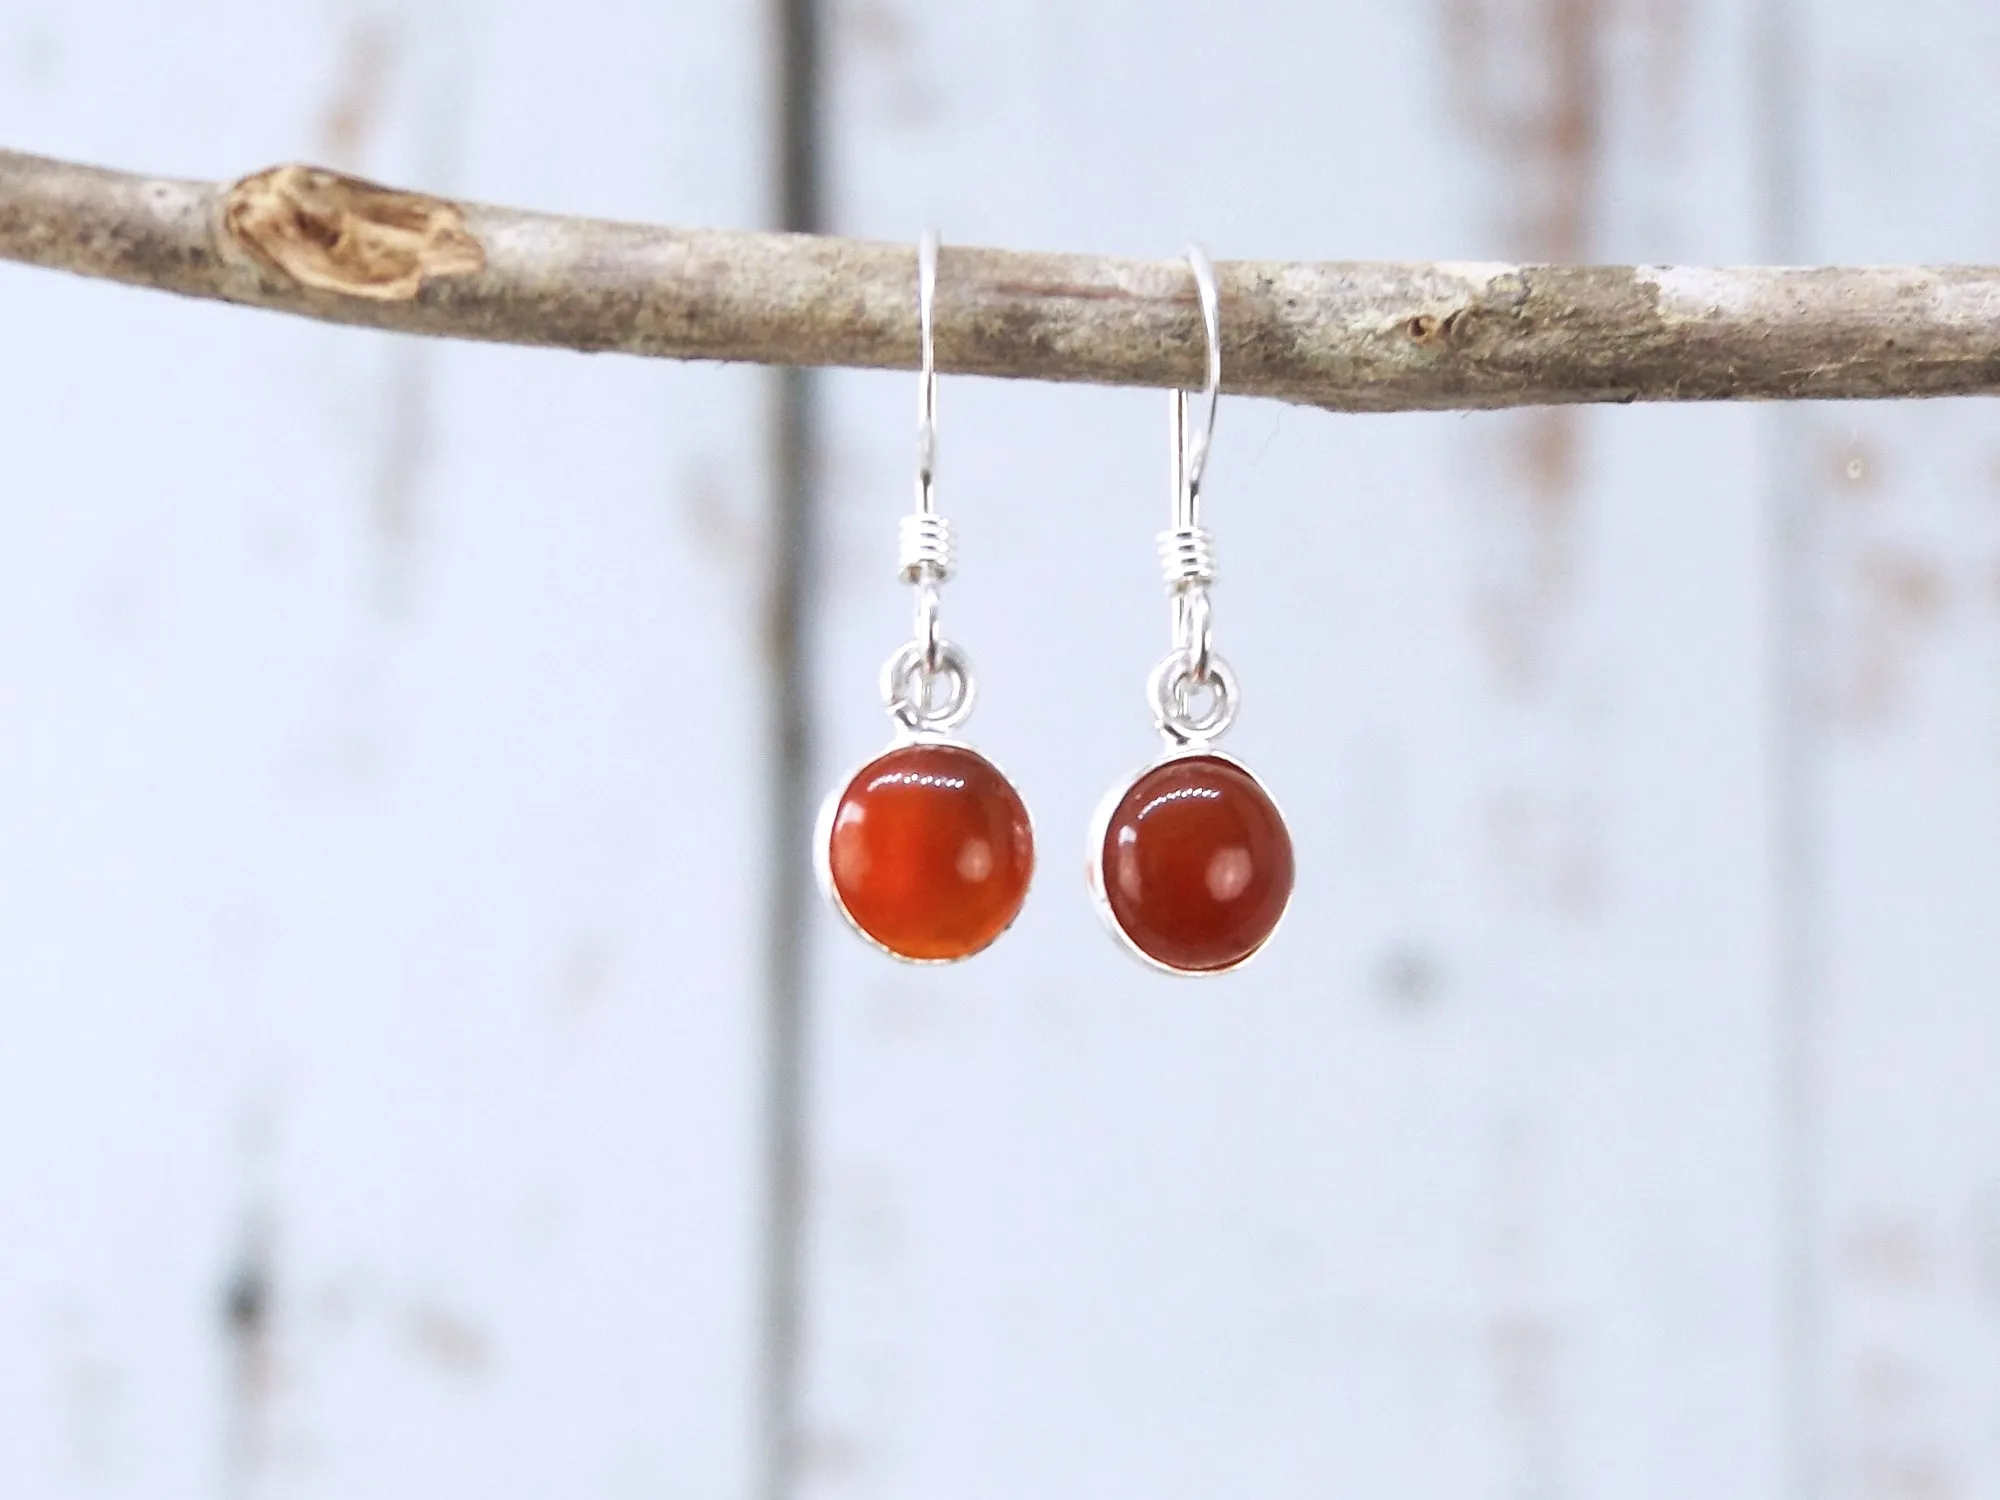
[816, 730, 1036, 966]
[1085, 744, 1292, 978]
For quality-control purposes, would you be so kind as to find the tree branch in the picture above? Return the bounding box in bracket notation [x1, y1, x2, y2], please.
[2, 146, 1998, 412]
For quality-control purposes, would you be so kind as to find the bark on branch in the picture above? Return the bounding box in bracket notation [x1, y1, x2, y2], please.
[3, 146, 1998, 412]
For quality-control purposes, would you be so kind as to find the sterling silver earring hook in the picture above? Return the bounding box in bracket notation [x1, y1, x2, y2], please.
[916, 226, 939, 505]
[1153, 243, 1236, 743]
[1174, 242, 1222, 510]
[884, 227, 972, 734]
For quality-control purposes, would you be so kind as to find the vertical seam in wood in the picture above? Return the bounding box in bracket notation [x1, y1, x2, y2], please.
[1757, 0, 1821, 1495]
[759, 0, 823, 1497]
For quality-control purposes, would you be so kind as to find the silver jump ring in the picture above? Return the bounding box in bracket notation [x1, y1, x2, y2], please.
[1148, 647, 1238, 745]
[882, 637, 977, 734]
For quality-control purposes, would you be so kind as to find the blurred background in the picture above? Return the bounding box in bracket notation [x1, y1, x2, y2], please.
[2, 2, 1999, 1497]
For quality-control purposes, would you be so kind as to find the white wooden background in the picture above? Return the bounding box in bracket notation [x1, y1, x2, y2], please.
[1, 3, 1997, 1498]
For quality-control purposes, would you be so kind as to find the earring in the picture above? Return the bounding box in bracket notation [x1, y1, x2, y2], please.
[1087, 246, 1294, 975]
[816, 229, 1035, 964]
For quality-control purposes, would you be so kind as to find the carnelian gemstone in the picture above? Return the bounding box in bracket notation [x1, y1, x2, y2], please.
[826, 742, 1034, 962]
[1099, 754, 1294, 973]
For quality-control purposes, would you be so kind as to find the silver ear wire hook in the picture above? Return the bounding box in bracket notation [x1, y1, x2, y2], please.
[886, 227, 971, 732]
[916, 226, 939, 508]
[1175, 242, 1222, 514]
[1153, 243, 1236, 744]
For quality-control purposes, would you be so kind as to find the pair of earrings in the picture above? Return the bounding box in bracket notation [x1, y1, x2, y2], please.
[815, 233, 1294, 976]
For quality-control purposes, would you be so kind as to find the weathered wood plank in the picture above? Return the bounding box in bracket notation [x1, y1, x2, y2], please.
[1791, 3, 2000, 1493]
[800, 3, 1781, 1497]
[0, 5, 768, 1497]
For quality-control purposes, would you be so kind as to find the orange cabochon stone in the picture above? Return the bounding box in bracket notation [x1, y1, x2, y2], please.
[826, 742, 1034, 962]
[1099, 754, 1294, 973]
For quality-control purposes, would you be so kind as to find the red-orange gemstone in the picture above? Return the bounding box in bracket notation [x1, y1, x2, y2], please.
[1097, 754, 1294, 973]
[824, 742, 1035, 962]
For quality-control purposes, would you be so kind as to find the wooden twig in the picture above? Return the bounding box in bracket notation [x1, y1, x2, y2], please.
[2, 146, 1998, 412]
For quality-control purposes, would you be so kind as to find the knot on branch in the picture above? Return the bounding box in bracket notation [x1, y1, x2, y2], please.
[222, 164, 484, 302]
[1404, 309, 1472, 346]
